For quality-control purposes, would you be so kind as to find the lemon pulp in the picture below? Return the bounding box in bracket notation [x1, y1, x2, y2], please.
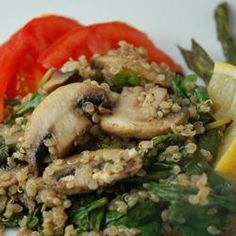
[208, 62, 236, 178]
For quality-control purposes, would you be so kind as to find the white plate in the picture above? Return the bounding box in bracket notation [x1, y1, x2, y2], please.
[1, 0, 236, 235]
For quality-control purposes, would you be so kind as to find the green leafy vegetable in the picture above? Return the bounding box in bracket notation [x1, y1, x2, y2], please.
[124, 170, 170, 184]
[105, 210, 126, 225]
[114, 69, 140, 89]
[141, 133, 186, 167]
[144, 175, 236, 236]
[169, 201, 226, 236]
[194, 86, 209, 102]
[4, 69, 52, 124]
[70, 197, 107, 231]
[215, 2, 236, 64]
[197, 129, 221, 162]
[0, 137, 9, 167]
[152, 133, 186, 146]
[137, 222, 160, 236]
[1, 213, 24, 228]
[172, 75, 187, 99]
[172, 74, 197, 100]
[27, 206, 42, 231]
[109, 200, 160, 236]
[5, 92, 46, 125]
[144, 183, 197, 203]
[90, 207, 105, 231]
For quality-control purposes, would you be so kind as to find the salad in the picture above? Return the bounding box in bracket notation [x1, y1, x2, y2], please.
[0, 2, 235, 236]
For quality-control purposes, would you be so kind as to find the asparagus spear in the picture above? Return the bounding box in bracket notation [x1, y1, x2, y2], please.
[215, 2, 236, 64]
[179, 40, 214, 84]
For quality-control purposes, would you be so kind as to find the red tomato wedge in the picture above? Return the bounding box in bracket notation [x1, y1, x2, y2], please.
[6, 15, 81, 98]
[21, 15, 80, 56]
[0, 32, 29, 121]
[38, 22, 182, 72]
[0, 15, 81, 121]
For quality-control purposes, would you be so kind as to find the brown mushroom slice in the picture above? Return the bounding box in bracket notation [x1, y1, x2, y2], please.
[43, 148, 142, 195]
[42, 70, 82, 94]
[92, 41, 174, 87]
[22, 82, 109, 172]
[100, 86, 188, 139]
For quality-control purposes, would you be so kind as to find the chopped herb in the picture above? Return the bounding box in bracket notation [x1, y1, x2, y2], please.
[5, 98, 20, 106]
[27, 206, 42, 231]
[114, 69, 140, 89]
[2, 213, 24, 228]
[194, 86, 209, 102]
[14, 93, 45, 117]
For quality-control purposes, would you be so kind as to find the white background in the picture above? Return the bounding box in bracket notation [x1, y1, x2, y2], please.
[1, 0, 236, 235]
[0, 0, 236, 70]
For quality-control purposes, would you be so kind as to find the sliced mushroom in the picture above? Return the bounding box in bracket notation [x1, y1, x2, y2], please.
[43, 148, 142, 195]
[42, 70, 82, 94]
[42, 58, 95, 94]
[92, 41, 174, 88]
[100, 86, 188, 139]
[22, 82, 109, 172]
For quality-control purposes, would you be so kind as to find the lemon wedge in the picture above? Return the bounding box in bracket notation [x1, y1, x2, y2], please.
[215, 138, 236, 179]
[208, 62, 236, 178]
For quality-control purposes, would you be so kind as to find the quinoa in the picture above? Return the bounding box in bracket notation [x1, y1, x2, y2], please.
[0, 41, 234, 236]
[103, 225, 139, 236]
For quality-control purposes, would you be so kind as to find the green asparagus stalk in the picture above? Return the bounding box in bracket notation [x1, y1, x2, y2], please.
[215, 2, 236, 64]
[179, 40, 214, 84]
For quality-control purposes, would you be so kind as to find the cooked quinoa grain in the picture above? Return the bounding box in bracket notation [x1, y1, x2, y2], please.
[0, 41, 234, 236]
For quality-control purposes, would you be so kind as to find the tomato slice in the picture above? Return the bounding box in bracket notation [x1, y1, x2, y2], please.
[91, 22, 182, 72]
[22, 15, 80, 55]
[0, 32, 29, 121]
[0, 15, 81, 121]
[37, 26, 110, 69]
[6, 15, 81, 98]
[38, 22, 182, 72]
[7, 55, 45, 98]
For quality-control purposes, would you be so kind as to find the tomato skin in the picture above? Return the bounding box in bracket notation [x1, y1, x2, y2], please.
[0, 19, 182, 122]
[37, 26, 111, 69]
[22, 15, 79, 54]
[38, 22, 182, 72]
[0, 32, 29, 121]
[91, 22, 182, 72]
[0, 15, 81, 121]
[6, 15, 81, 98]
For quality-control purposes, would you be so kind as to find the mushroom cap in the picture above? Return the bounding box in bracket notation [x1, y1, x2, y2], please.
[100, 86, 188, 139]
[23, 82, 108, 172]
[43, 148, 142, 195]
[42, 70, 81, 94]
